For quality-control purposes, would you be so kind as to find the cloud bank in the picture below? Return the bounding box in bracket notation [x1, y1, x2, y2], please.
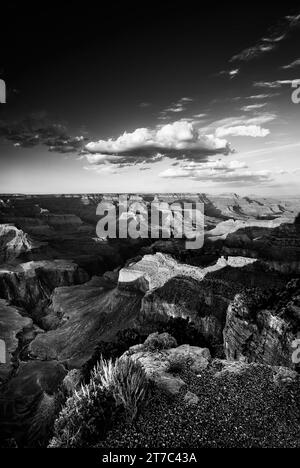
[0, 114, 87, 153]
[159, 159, 272, 185]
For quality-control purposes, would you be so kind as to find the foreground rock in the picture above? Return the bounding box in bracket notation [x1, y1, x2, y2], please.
[123, 333, 211, 397]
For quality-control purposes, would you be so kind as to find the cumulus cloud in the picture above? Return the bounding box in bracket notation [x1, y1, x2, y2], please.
[0, 114, 87, 153]
[159, 159, 272, 185]
[231, 12, 300, 62]
[85, 120, 233, 167]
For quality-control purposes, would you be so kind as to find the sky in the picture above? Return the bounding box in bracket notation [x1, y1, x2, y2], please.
[0, 0, 300, 195]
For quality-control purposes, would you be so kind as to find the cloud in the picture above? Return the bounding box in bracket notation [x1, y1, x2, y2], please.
[281, 59, 300, 69]
[85, 120, 233, 168]
[158, 97, 194, 119]
[254, 79, 299, 88]
[247, 93, 280, 99]
[231, 12, 300, 62]
[216, 125, 270, 138]
[159, 159, 272, 185]
[205, 112, 276, 131]
[193, 113, 207, 119]
[217, 69, 240, 79]
[0, 114, 87, 153]
[231, 43, 276, 62]
[241, 103, 267, 112]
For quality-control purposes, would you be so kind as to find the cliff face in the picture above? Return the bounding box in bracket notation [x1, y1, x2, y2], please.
[0, 299, 33, 382]
[27, 253, 289, 368]
[221, 221, 300, 274]
[28, 276, 143, 366]
[0, 260, 89, 316]
[223, 281, 300, 369]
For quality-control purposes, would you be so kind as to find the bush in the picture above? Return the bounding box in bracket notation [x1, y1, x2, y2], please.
[112, 358, 149, 420]
[49, 382, 119, 448]
[49, 357, 149, 448]
[82, 328, 148, 382]
[144, 332, 177, 351]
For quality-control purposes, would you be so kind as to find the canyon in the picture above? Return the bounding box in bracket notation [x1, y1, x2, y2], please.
[0, 193, 299, 445]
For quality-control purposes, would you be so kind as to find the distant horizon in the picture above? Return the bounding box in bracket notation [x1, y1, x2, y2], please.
[1, 192, 300, 199]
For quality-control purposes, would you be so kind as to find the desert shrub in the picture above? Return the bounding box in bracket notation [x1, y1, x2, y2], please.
[112, 358, 149, 420]
[49, 357, 149, 447]
[144, 332, 177, 351]
[49, 382, 119, 448]
[92, 357, 149, 420]
[82, 328, 148, 382]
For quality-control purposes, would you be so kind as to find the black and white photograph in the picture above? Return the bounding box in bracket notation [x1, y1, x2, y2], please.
[1, 0, 300, 453]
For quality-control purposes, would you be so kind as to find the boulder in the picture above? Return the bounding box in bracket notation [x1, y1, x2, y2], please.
[123, 334, 211, 397]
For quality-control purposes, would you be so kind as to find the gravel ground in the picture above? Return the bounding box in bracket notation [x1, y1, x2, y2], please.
[97, 365, 300, 448]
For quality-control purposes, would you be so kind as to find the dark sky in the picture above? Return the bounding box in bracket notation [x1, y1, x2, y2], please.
[1, 0, 300, 194]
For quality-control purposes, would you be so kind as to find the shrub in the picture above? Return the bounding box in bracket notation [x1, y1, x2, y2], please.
[113, 358, 149, 420]
[49, 357, 149, 447]
[49, 382, 119, 448]
[144, 332, 177, 351]
[82, 328, 148, 382]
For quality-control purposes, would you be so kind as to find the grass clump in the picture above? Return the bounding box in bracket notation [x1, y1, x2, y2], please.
[49, 357, 149, 448]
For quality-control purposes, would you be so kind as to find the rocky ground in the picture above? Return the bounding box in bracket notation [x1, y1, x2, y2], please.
[99, 361, 300, 448]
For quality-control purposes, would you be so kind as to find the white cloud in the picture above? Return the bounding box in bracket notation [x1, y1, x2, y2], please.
[216, 125, 270, 138]
[217, 69, 240, 79]
[241, 103, 267, 112]
[85, 120, 232, 167]
[254, 80, 299, 88]
[231, 12, 300, 62]
[159, 159, 272, 185]
[159, 97, 194, 116]
[247, 93, 280, 99]
[281, 59, 300, 69]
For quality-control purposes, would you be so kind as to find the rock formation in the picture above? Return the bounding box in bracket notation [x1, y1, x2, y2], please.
[224, 280, 300, 369]
[0, 260, 89, 316]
